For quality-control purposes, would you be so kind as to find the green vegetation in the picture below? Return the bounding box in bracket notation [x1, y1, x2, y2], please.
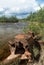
[26, 7, 44, 22]
[24, 22, 44, 41]
[23, 7, 44, 41]
[0, 16, 19, 23]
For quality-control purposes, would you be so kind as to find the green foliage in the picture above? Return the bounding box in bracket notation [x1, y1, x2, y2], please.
[26, 7, 44, 22]
[0, 16, 19, 23]
[9, 16, 19, 23]
[24, 22, 44, 40]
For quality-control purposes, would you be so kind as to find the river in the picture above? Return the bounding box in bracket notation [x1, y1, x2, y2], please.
[0, 22, 28, 41]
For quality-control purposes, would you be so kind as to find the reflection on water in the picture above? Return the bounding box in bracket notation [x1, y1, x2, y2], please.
[0, 22, 28, 40]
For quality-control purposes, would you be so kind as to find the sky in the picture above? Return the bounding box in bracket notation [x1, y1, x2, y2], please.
[0, 0, 44, 18]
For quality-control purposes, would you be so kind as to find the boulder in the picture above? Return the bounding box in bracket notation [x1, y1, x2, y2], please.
[2, 31, 42, 64]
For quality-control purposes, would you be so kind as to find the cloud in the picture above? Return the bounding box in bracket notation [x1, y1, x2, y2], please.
[40, 3, 44, 7]
[0, 8, 4, 12]
[0, 0, 44, 18]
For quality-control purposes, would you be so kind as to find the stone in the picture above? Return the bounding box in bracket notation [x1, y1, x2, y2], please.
[0, 43, 11, 61]
[2, 31, 42, 64]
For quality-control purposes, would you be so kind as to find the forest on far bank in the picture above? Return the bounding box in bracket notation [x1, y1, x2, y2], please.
[0, 7, 44, 23]
[0, 16, 19, 23]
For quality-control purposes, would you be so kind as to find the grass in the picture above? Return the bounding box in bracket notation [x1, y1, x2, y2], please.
[23, 22, 44, 41]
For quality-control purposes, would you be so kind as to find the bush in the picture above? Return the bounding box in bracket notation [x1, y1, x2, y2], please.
[24, 22, 44, 34]
[26, 7, 44, 22]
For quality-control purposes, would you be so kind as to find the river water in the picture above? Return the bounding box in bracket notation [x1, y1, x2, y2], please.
[0, 22, 28, 40]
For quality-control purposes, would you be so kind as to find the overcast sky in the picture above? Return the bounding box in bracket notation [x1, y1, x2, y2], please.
[0, 0, 44, 18]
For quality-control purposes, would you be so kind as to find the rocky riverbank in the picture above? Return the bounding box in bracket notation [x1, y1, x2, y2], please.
[0, 31, 44, 65]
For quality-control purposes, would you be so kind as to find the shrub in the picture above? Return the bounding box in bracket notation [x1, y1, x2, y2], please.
[24, 22, 44, 34]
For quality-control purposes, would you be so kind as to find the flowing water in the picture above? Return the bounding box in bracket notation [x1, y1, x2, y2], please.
[0, 22, 28, 41]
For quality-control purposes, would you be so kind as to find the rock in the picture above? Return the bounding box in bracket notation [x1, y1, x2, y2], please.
[27, 31, 35, 37]
[0, 43, 11, 61]
[20, 50, 31, 60]
[7, 33, 33, 63]
[2, 31, 42, 64]
[38, 40, 44, 45]
[14, 33, 34, 48]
